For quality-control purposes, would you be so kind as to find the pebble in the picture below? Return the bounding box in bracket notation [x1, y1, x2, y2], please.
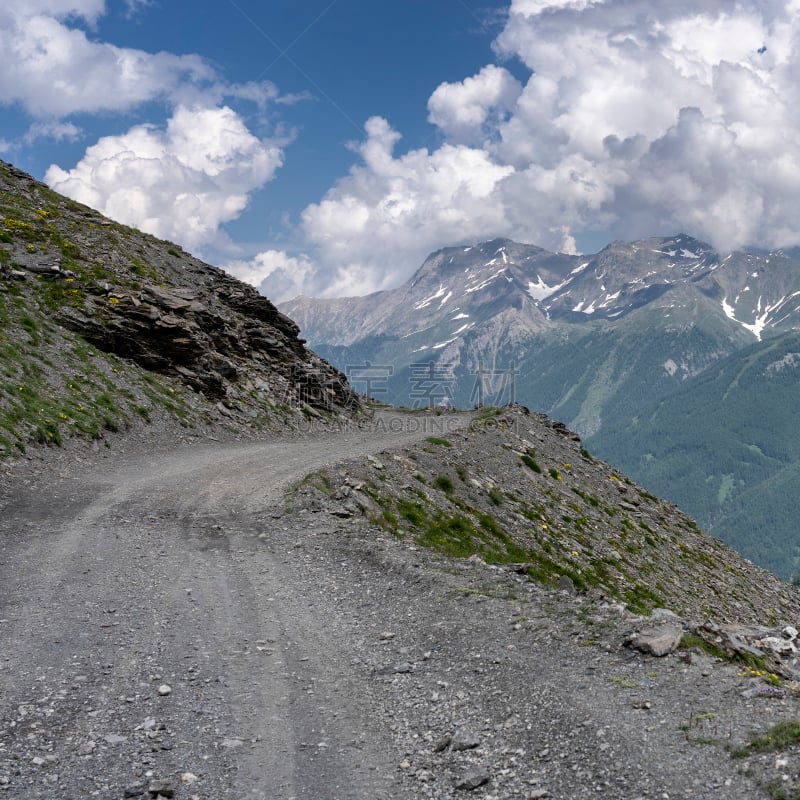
[377, 661, 414, 675]
[157, 684, 172, 696]
[147, 779, 175, 797]
[454, 770, 491, 790]
[221, 737, 245, 748]
[433, 734, 452, 752]
[451, 729, 481, 751]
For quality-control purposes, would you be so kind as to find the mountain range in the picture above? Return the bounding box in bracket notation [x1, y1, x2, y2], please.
[280, 235, 800, 578]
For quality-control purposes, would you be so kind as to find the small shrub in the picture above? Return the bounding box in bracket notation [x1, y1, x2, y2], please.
[426, 436, 452, 447]
[478, 513, 502, 536]
[132, 404, 151, 420]
[434, 474, 455, 494]
[488, 486, 503, 506]
[20, 315, 38, 337]
[398, 500, 427, 526]
[35, 420, 62, 447]
[521, 454, 542, 473]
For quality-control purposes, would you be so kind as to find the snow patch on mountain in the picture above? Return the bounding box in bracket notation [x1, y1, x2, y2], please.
[528, 275, 564, 301]
[573, 299, 598, 314]
[415, 284, 448, 310]
[465, 269, 509, 294]
[722, 295, 790, 340]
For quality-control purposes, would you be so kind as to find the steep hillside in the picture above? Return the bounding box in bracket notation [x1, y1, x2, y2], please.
[293, 406, 799, 622]
[590, 331, 800, 579]
[0, 161, 357, 455]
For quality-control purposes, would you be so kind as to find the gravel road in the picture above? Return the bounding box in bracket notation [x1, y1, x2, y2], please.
[0, 412, 796, 800]
[0, 413, 472, 800]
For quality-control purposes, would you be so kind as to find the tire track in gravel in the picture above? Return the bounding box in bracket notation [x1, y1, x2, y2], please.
[0, 412, 472, 799]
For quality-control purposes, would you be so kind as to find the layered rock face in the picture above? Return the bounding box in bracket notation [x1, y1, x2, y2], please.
[0, 160, 357, 422]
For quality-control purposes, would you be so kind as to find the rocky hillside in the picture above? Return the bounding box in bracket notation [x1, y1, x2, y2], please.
[0, 161, 358, 456]
[292, 406, 799, 624]
[284, 406, 800, 799]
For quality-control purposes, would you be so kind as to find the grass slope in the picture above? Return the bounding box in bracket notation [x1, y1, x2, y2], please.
[588, 331, 800, 579]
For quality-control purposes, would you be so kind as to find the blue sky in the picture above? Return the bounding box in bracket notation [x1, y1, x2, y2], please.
[2, 1, 799, 301]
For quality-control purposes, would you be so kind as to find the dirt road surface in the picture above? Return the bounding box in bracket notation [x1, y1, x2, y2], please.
[0, 414, 471, 800]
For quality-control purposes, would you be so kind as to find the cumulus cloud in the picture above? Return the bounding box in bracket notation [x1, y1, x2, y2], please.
[427, 65, 523, 145]
[288, 0, 800, 297]
[23, 121, 81, 145]
[297, 116, 514, 296]
[0, 1, 214, 118]
[224, 250, 316, 304]
[7, 3, 293, 257]
[46, 106, 285, 251]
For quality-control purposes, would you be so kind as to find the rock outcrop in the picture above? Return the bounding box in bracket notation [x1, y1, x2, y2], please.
[0, 160, 359, 453]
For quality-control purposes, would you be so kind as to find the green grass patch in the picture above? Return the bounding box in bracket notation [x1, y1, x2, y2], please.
[434, 474, 455, 494]
[731, 721, 800, 758]
[488, 486, 503, 506]
[521, 454, 542, 473]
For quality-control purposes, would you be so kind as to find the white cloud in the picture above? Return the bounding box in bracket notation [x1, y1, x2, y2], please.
[286, 0, 800, 297]
[45, 105, 285, 251]
[0, 2, 214, 118]
[299, 116, 514, 296]
[224, 250, 316, 304]
[427, 65, 523, 144]
[23, 121, 81, 145]
[124, 0, 152, 16]
[5, 1, 295, 283]
[2, 0, 105, 23]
